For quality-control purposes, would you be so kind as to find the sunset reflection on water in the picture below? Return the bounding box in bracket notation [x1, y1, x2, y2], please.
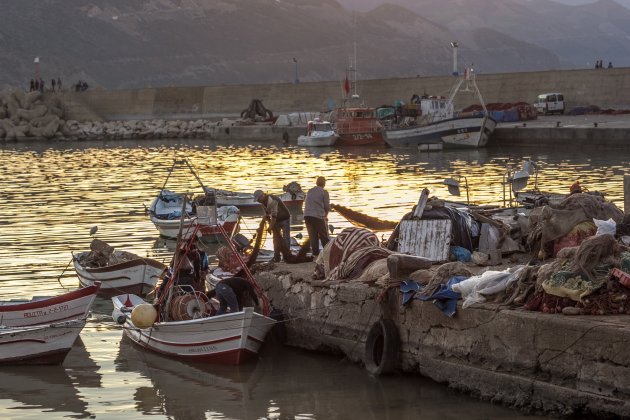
[0, 139, 616, 419]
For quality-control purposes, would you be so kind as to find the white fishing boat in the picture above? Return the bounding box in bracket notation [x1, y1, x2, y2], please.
[148, 191, 240, 239]
[73, 239, 166, 296]
[384, 67, 497, 149]
[214, 184, 305, 209]
[297, 120, 339, 147]
[0, 283, 100, 327]
[0, 319, 87, 365]
[112, 222, 276, 365]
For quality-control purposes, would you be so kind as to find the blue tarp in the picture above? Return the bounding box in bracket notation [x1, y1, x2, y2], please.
[400, 276, 467, 317]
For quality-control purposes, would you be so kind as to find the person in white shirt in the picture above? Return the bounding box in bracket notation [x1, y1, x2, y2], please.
[303, 176, 331, 256]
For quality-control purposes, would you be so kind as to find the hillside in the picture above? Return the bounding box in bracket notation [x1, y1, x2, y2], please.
[0, 0, 562, 89]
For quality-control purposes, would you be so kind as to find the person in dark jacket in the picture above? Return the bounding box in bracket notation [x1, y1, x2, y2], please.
[254, 189, 291, 262]
[208, 277, 260, 315]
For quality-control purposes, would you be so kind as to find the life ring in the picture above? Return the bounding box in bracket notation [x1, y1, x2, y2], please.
[364, 319, 399, 375]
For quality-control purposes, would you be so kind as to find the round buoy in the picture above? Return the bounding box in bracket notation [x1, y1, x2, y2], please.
[169, 293, 210, 321]
[130, 303, 158, 329]
[111, 308, 126, 325]
[364, 319, 400, 375]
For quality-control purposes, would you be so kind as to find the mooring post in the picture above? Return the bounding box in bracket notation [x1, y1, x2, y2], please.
[625, 174, 630, 215]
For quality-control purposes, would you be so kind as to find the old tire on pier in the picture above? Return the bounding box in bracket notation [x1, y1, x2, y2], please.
[364, 319, 399, 375]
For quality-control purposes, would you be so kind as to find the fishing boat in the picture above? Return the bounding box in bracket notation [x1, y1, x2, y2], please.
[335, 106, 385, 147]
[0, 318, 87, 365]
[73, 239, 166, 296]
[297, 120, 339, 147]
[214, 181, 305, 209]
[0, 282, 100, 327]
[384, 67, 497, 149]
[112, 222, 276, 365]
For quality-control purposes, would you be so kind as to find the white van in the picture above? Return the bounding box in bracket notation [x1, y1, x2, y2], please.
[534, 93, 565, 115]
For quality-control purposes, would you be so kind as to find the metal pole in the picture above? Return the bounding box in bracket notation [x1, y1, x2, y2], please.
[450, 42, 458, 76]
[293, 58, 299, 84]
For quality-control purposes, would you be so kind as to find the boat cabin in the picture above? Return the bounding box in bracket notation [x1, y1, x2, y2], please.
[306, 120, 335, 136]
[417, 95, 454, 121]
[336, 107, 382, 135]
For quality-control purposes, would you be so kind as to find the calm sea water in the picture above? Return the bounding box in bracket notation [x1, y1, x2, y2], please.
[1, 138, 624, 419]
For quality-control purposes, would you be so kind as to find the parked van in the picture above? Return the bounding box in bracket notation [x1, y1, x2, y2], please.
[534, 93, 565, 115]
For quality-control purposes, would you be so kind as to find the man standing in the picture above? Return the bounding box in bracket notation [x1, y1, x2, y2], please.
[209, 277, 260, 315]
[303, 176, 330, 256]
[254, 189, 291, 262]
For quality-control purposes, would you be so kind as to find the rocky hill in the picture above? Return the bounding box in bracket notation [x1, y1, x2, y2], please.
[0, 0, 566, 89]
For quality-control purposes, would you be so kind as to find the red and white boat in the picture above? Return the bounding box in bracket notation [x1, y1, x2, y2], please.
[112, 223, 276, 365]
[0, 283, 100, 327]
[112, 294, 275, 365]
[0, 319, 87, 365]
[73, 249, 166, 297]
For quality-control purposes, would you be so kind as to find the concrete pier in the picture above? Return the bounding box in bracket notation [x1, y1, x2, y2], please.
[257, 262, 630, 418]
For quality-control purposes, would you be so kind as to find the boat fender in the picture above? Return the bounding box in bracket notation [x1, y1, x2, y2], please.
[131, 303, 158, 329]
[364, 319, 399, 375]
[111, 308, 126, 325]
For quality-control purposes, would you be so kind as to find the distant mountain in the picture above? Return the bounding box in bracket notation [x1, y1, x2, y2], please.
[0, 0, 562, 89]
[338, 0, 630, 68]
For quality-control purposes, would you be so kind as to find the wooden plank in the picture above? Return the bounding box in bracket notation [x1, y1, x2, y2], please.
[399, 219, 451, 262]
[412, 188, 430, 219]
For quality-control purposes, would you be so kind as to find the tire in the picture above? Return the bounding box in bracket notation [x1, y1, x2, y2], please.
[364, 319, 399, 375]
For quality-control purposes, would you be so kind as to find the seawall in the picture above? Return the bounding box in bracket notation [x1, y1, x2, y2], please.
[61, 68, 630, 122]
[257, 263, 630, 418]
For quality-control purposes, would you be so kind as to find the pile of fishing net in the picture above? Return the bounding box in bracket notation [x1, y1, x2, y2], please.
[526, 192, 624, 258]
[77, 239, 141, 268]
[524, 234, 630, 315]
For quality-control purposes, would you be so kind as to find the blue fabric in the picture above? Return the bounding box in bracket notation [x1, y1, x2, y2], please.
[450, 246, 472, 262]
[415, 276, 467, 318]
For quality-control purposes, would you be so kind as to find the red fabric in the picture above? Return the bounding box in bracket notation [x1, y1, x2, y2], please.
[343, 75, 350, 95]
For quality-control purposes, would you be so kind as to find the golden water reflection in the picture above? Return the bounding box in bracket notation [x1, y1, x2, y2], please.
[0, 139, 597, 419]
[0, 140, 627, 300]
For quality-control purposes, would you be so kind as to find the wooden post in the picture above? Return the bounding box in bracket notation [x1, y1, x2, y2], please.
[412, 188, 429, 219]
[625, 174, 630, 215]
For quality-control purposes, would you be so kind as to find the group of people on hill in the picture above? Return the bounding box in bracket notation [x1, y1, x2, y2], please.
[595, 60, 613, 69]
[29, 77, 62, 93]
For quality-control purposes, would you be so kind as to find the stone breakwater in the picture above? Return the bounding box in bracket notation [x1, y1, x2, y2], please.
[0, 90, 303, 142]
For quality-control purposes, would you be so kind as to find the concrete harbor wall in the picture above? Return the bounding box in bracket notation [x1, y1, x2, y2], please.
[61, 67, 630, 122]
[257, 263, 630, 418]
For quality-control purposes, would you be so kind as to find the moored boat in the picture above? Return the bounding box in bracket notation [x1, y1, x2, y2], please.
[335, 106, 385, 146]
[297, 120, 339, 147]
[0, 282, 100, 327]
[214, 181, 305, 209]
[0, 319, 87, 365]
[384, 67, 496, 149]
[112, 222, 276, 365]
[73, 239, 166, 296]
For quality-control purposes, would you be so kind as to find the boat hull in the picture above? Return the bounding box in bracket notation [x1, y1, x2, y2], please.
[216, 191, 304, 209]
[0, 319, 86, 365]
[0, 284, 100, 327]
[337, 131, 385, 146]
[150, 216, 239, 239]
[297, 134, 338, 147]
[73, 255, 166, 297]
[384, 116, 497, 148]
[112, 294, 276, 365]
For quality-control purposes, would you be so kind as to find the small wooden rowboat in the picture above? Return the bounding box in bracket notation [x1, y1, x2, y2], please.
[0, 319, 87, 365]
[74, 251, 166, 297]
[0, 283, 100, 327]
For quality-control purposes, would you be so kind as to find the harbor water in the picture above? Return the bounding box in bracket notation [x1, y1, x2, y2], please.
[0, 138, 625, 419]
